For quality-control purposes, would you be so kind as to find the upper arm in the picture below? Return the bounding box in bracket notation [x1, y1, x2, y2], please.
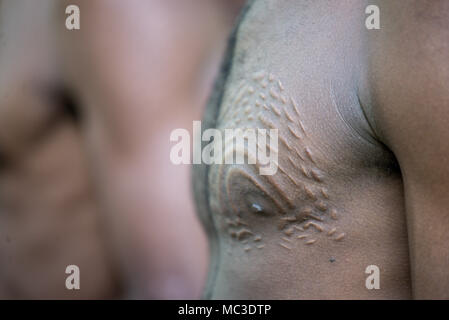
[366, 0, 449, 298]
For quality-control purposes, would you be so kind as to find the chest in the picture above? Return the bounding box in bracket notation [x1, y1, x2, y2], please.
[204, 0, 403, 252]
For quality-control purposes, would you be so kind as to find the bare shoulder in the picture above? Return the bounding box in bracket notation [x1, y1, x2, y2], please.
[364, 0, 449, 298]
[364, 0, 449, 164]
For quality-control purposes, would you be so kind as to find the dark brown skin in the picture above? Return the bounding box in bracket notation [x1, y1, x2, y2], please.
[194, 0, 449, 299]
[366, 0, 449, 299]
[0, 0, 241, 298]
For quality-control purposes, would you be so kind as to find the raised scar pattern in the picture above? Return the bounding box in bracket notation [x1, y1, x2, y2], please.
[305, 239, 317, 245]
[209, 70, 344, 253]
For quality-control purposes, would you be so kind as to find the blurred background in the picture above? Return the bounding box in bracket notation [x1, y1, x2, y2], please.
[0, 0, 244, 299]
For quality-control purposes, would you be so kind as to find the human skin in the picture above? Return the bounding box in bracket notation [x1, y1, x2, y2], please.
[0, 0, 240, 298]
[0, 0, 118, 299]
[194, 0, 449, 299]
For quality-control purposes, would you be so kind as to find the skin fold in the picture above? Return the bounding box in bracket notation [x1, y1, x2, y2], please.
[194, 0, 449, 299]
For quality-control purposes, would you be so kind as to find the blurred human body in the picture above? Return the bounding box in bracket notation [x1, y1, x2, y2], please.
[0, 0, 242, 298]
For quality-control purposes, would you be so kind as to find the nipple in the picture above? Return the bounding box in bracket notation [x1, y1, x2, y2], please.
[250, 203, 264, 214]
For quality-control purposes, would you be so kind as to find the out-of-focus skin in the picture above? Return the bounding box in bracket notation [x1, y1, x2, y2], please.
[0, 0, 242, 298]
[0, 0, 118, 299]
[194, 0, 449, 299]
